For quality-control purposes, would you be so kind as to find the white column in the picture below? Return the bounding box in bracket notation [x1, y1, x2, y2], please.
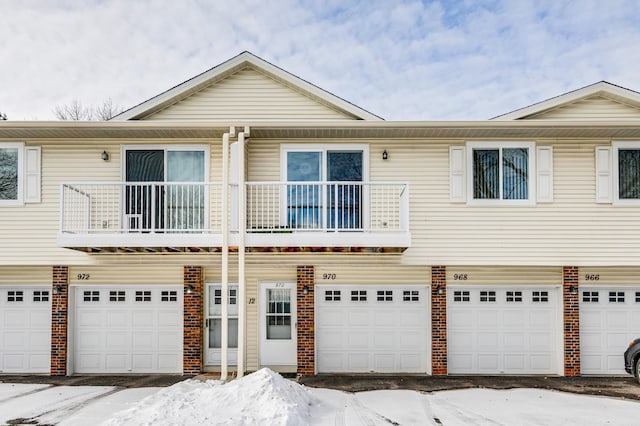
[221, 132, 229, 380]
[237, 131, 247, 377]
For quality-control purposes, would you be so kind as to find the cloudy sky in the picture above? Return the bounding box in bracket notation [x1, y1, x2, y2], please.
[2, 0, 640, 121]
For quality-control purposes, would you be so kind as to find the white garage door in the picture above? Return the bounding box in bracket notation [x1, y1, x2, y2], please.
[448, 286, 561, 375]
[580, 287, 640, 375]
[0, 286, 51, 373]
[316, 285, 430, 373]
[74, 286, 183, 374]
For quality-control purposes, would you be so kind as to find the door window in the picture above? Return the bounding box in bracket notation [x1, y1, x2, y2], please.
[266, 289, 291, 340]
[208, 286, 238, 349]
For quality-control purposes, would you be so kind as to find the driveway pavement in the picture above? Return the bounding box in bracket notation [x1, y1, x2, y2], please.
[1, 374, 639, 400]
[299, 374, 640, 400]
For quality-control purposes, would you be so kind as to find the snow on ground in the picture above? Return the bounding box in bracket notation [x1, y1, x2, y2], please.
[1, 369, 639, 425]
[104, 368, 314, 426]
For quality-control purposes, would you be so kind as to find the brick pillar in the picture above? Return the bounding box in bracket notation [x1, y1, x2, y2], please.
[431, 265, 447, 375]
[297, 265, 315, 376]
[51, 266, 69, 376]
[183, 266, 203, 375]
[563, 266, 580, 376]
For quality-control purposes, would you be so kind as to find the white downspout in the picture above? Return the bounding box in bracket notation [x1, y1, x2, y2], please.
[221, 131, 230, 381]
[237, 128, 248, 378]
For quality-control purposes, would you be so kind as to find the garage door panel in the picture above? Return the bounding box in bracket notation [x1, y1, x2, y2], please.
[448, 286, 560, 375]
[503, 311, 524, 328]
[477, 311, 499, 327]
[4, 311, 26, 326]
[317, 285, 429, 373]
[580, 287, 640, 375]
[29, 331, 50, 349]
[4, 332, 26, 349]
[504, 354, 525, 370]
[74, 286, 182, 374]
[29, 354, 49, 370]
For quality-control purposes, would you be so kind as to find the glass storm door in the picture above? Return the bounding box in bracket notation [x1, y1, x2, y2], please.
[205, 284, 238, 365]
[125, 149, 205, 232]
[260, 282, 296, 366]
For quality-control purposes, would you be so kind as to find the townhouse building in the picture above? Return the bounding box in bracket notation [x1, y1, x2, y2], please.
[1, 52, 639, 377]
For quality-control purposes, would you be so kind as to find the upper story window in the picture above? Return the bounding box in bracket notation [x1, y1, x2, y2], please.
[0, 143, 23, 205]
[611, 142, 640, 204]
[469, 142, 535, 205]
[450, 142, 552, 205]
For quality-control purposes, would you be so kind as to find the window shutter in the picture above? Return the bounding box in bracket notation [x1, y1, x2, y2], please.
[24, 146, 41, 203]
[595, 146, 612, 203]
[536, 146, 553, 202]
[449, 146, 466, 202]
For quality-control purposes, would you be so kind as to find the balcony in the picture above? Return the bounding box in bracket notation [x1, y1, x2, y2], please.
[244, 182, 410, 251]
[58, 182, 410, 253]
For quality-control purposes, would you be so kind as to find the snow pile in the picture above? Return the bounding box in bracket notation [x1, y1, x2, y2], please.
[102, 368, 315, 426]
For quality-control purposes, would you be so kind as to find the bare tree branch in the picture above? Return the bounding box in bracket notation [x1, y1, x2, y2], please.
[53, 98, 124, 121]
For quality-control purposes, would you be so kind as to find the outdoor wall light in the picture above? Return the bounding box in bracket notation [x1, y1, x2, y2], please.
[569, 285, 578, 294]
[53, 285, 63, 295]
[437, 286, 444, 295]
[186, 284, 195, 294]
[302, 285, 309, 295]
[101, 150, 110, 161]
[382, 150, 388, 160]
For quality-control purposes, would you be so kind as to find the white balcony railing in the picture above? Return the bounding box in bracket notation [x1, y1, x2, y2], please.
[245, 182, 409, 233]
[60, 182, 223, 234]
[59, 181, 410, 249]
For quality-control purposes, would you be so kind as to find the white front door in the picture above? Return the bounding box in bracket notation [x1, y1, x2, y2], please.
[316, 285, 430, 373]
[260, 282, 297, 366]
[0, 287, 51, 373]
[448, 286, 561, 375]
[205, 284, 238, 365]
[74, 286, 183, 373]
[580, 287, 640, 374]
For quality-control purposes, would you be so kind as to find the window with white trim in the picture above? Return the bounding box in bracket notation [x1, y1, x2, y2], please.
[609, 291, 625, 303]
[376, 290, 393, 301]
[479, 291, 496, 302]
[351, 290, 367, 301]
[83, 291, 99, 302]
[33, 290, 49, 302]
[532, 290, 549, 303]
[451, 142, 551, 205]
[403, 290, 419, 301]
[608, 142, 640, 204]
[109, 290, 126, 302]
[325, 290, 341, 301]
[0, 142, 41, 205]
[582, 291, 599, 303]
[506, 291, 522, 302]
[161, 290, 178, 302]
[453, 290, 470, 302]
[7, 290, 23, 302]
[135, 290, 152, 302]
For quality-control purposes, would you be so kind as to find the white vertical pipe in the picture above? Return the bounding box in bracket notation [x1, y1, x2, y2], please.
[221, 132, 229, 380]
[237, 131, 246, 378]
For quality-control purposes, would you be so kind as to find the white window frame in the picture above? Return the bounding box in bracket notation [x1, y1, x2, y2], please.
[280, 144, 370, 228]
[612, 141, 640, 205]
[0, 142, 24, 206]
[466, 141, 536, 206]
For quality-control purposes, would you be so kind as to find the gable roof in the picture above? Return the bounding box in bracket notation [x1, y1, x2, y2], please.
[492, 81, 640, 120]
[112, 51, 382, 121]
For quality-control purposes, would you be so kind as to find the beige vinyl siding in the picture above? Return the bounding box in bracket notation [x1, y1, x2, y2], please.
[144, 68, 354, 122]
[579, 267, 640, 285]
[0, 266, 51, 284]
[68, 265, 183, 285]
[446, 267, 561, 286]
[0, 140, 221, 266]
[524, 96, 640, 120]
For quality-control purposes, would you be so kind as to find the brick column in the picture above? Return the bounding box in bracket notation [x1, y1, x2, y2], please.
[431, 265, 447, 375]
[297, 265, 315, 377]
[183, 266, 203, 375]
[51, 266, 69, 376]
[563, 266, 580, 376]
